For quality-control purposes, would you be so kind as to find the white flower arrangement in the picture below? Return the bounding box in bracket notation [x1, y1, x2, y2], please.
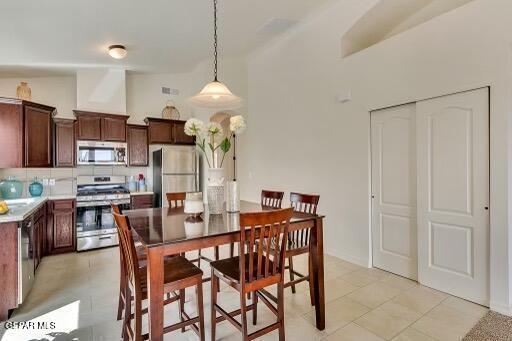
[229, 115, 246, 135]
[184, 115, 246, 168]
[184, 118, 205, 137]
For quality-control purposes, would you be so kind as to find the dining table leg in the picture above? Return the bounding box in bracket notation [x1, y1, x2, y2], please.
[310, 217, 325, 330]
[147, 247, 165, 341]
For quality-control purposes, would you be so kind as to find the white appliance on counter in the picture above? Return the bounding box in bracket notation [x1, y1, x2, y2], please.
[153, 146, 201, 207]
[76, 140, 127, 166]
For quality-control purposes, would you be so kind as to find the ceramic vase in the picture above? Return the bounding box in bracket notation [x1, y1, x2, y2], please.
[0, 176, 24, 199]
[29, 178, 43, 197]
[207, 168, 225, 214]
[16, 82, 31, 101]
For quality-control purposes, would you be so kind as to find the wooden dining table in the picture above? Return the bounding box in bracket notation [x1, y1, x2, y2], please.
[124, 200, 326, 340]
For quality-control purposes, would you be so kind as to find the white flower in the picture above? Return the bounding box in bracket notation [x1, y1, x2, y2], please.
[206, 122, 223, 137]
[229, 115, 246, 135]
[184, 118, 205, 136]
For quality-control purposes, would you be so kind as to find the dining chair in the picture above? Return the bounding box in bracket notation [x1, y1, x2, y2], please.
[113, 209, 205, 341]
[286, 192, 320, 304]
[229, 190, 285, 258]
[112, 204, 146, 322]
[210, 208, 293, 341]
[166, 192, 220, 267]
[261, 190, 284, 208]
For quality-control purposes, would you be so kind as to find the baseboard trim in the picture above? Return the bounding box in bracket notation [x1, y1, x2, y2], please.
[490, 301, 512, 316]
[325, 249, 369, 268]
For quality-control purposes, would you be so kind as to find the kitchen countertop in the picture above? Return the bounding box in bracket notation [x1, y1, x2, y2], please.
[48, 194, 76, 200]
[0, 195, 76, 223]
[0, 197, 48, 223]
[130, 191, 154, 196]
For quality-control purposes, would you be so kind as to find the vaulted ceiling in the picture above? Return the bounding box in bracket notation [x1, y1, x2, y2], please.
[0, 0, 335, 75]
[1, 0, 477, 77]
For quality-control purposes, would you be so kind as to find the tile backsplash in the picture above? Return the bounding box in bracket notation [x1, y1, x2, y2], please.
[0, 166, 149, 199]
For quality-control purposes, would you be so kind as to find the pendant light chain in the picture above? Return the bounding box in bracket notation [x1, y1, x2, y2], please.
[213, 0, 218, 82]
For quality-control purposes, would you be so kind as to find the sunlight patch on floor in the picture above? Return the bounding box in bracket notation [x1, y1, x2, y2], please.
[2, 300, 80, 341]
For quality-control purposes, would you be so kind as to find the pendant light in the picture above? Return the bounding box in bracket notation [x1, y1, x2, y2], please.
[189, 0, 243, 109]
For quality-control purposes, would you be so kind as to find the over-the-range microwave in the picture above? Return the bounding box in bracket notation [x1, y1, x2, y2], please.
[76, 140, 127, 166]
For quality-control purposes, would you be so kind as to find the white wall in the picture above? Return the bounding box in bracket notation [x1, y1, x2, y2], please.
[243, 0, 512, 314]
[76, 68, 127, 114]
[126, 72, 194, 125]
[0, 76, 76, 118]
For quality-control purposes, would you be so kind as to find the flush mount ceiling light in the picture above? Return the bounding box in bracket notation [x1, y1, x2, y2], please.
[189, 0, 243, 109]
[108, 45, 127, 59]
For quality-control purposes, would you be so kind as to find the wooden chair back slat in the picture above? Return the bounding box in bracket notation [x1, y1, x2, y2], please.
[166, 192, 187, 209]
[112, 205, 142, 292]
[261, 190, 284, 209]
[289, 192, 320, 249]
[239, 208, 293, 286]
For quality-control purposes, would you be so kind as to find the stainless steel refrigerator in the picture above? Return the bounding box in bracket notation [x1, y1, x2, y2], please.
[153, 146, 201, 207]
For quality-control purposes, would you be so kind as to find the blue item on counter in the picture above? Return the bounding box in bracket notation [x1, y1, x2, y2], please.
[138, 179, 146, 192]
[29, 178, 44, 197]
[128, 177, 138, 192]
[0, 176, 24, 199]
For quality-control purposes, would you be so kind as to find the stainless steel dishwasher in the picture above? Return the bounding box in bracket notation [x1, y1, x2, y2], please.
[18, 217, 34, 304]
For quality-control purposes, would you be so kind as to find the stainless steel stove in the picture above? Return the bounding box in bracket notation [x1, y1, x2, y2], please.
[76, 176, 131, 251]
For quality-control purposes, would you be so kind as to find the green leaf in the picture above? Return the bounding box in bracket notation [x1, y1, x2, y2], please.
[208, 143, 215, 152]
[220, 137, 231, 153]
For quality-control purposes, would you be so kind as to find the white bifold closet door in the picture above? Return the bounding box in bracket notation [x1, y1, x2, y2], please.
[416, 88, 489, 305]
[371, 103, 418, 280]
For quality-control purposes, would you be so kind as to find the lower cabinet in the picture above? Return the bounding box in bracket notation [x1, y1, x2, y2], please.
[33, 204, 46, 271]
[131, 194, 154, 209]
[47, 199, 76, 255]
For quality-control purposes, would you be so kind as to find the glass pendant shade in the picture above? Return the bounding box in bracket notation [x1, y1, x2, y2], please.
[189, 81, 243, 109]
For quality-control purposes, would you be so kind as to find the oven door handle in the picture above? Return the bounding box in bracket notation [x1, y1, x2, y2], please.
[98, 236, 113, 240]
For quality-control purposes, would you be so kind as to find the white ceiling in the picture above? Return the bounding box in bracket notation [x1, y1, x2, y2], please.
[341, 0, 476, 57]
[0, 0, 335, 76]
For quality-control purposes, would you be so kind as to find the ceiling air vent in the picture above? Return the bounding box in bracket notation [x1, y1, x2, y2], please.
[162, 87, 179, 95]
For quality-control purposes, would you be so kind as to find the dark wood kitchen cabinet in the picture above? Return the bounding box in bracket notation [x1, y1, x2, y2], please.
[33, 203, 47, 270]
[0, 99, 23, 168]
[0, 202, 46, 321]
[74, 110, 128, 142]
[101, 115, 127, 141]
[0, 98, 54, 168]
[0, 221, 18, 321]
[74, 111, 102, 140]
[145, 117, 173, 144]
[127, 124, 149, 166]
[47, 199, 76, 255]
[131, 194, 154, 209]
[145, 117, 194, 145]
[54, 118, 75, 167]
[172, 120, 195, 144]
[24, 104, 53, 167]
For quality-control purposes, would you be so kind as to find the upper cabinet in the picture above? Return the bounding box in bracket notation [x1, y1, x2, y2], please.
[0, 98, 54, 168]
[24, 104, 53, 167]
[145, 117, 195, 145]
[127, 124, 149, 166]
[54, 118, 75, 167]
[74, 111, 101, 140]
[102, 115, 127, 141]
[172, 120, 195, 145]
[74, 110, 128, 142]
[145, 117, 173, 144]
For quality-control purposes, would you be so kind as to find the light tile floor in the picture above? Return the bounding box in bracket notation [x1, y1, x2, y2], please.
[0, 247, 488, 341]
